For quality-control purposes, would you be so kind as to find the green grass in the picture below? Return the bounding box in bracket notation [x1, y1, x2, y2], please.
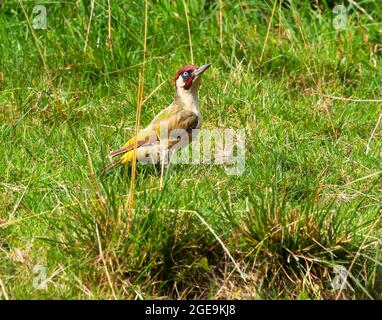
[1, 0, 382, 299]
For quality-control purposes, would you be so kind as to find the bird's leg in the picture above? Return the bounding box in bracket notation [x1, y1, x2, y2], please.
[159, 145, 167, 190]
[164, 149, 176, 180]
[159, 148, 176, 190]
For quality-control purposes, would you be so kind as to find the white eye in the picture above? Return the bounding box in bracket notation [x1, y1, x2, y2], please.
[183, 71, 189, 77]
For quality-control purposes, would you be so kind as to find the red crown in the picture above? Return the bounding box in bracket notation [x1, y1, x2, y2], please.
[174, 65, 197, 83]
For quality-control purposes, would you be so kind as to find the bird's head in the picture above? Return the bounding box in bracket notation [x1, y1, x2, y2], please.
[174, 63, 211, 93]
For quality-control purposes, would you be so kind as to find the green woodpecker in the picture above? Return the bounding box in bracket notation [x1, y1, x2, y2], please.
[102, 63, 211, 172]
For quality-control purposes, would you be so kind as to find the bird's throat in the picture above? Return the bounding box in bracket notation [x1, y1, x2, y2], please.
[175, 87, 200, 116]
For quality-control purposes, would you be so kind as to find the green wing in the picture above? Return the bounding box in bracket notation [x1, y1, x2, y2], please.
[109, 103, 199, 161]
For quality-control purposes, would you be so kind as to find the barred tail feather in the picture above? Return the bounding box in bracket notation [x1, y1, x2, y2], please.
[109, 147, 129, 158]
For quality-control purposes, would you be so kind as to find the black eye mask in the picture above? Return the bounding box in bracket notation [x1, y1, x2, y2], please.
[181, 70, 193, 81]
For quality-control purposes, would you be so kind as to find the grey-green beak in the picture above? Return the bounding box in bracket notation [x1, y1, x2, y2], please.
[193, 63, 211, 77]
